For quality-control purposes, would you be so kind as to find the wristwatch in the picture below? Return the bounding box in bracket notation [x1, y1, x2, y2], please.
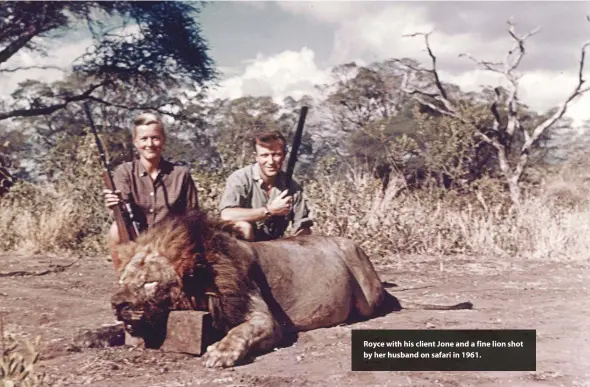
[263, 205, 271, 218]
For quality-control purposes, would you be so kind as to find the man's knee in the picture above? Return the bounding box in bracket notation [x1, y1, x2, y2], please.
[108, 222, 121, 246]
[107, 222, 123, 272]
[234, 221, 254, 241]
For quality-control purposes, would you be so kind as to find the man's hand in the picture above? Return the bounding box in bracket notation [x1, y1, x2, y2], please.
[267, 189, 292, 216]
[294, 227, 312, 237]
[103, 189, 122, 210]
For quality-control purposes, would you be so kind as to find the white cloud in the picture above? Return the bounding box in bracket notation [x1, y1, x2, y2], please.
[208, 47, 330, 104]
[0, 22, 143, 98]
[0, 38, 91, 94]
[439, 68, 590, 125]
[242, 1, 268, 11]
[518, 71, 590, 124]
[2, 2, 589, 130]
[277, 1, 369, 24]
[277, 1, 590, 126]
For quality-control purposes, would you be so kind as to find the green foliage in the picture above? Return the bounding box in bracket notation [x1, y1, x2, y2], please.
[0, 31, 583, 262]
[2, 1, 216, 87]
[203, 96, 314, 173]
[191, 169, 228, 216]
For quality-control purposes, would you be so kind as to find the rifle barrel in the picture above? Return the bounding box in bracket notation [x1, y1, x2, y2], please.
[284, 105, 308, 190]
[83, 101, 140, 241]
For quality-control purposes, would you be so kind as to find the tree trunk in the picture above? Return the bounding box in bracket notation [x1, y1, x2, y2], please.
[507, 175, 521, 208]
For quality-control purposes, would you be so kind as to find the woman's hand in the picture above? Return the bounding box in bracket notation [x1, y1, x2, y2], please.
[103, 189, 122, 209]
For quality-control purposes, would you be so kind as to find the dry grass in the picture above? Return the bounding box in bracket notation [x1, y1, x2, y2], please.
[0, 134, 111, 256]
[0, 140, 589, 263]
[304, 162, 590, 262]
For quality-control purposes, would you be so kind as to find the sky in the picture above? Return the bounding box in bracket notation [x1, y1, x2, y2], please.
[197, 1, 590, 127]
[1, 1, 590, 127]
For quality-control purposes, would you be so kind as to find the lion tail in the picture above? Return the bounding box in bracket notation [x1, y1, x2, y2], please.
[400, 300, 473, 310]
[375, 291, 473, 314]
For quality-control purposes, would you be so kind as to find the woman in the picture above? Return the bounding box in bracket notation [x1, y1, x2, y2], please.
[103, 112, 199, 272]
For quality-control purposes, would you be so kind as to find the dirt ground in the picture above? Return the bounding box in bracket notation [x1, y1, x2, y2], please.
[0, 252, 588, 387]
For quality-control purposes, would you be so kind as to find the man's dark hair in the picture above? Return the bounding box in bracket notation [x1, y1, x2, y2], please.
[251, 131, 287, 154]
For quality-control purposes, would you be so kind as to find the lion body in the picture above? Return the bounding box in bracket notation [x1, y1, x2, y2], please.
[111, 211, 469, 368]
[237, 235, 386, 331]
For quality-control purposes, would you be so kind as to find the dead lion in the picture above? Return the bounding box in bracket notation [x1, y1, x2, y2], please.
[111, 210, 472, 368]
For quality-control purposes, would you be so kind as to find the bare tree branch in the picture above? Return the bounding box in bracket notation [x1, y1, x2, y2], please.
[512, 40, 590, 183]
[503, 22, 540, 139]
[0, 81, 107, 120]
[400, 19, 589, 207]
[0, 24, 39, 65]
[459, 53, 503, 73]
[490, 87, 502, 132]
[87, 96, 193, 122]
[506, 21, 541, 73]
[0, 65, 66, 73]
[403, 31, 449, 100]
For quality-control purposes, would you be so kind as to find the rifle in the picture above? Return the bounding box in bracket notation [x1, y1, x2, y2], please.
[83, 102, 141, 243]
[267, 106, 309, 239]
[283, 105, 308, 194]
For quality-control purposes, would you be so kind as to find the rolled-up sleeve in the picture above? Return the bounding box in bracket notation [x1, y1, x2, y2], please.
[218, 171, 249, 212]
[112, 163, 132, 202]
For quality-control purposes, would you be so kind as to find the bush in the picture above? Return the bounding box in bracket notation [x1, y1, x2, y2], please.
[1, 131, 589, 263]
[302, 161, 590, 262]
[0, 134, 110, 255]
[1, 329, 46, 387]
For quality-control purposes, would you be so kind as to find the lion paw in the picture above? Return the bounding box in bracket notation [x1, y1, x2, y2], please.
[203, 339, 247, 368]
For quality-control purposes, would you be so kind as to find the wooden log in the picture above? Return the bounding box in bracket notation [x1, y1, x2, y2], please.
[123, 311, 216, 356]
[160, 311, 215, 355]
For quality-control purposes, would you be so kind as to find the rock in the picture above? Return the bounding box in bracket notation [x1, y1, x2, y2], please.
[159, 311, 216, 356]
[73, 323, 125, 348]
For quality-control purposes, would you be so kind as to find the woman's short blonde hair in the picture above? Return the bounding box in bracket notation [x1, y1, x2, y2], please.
[132, 112, 166, 140]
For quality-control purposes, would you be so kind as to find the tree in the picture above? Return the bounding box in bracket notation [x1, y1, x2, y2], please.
[314, 60, 418, 180]
[397, 20, 590, 207]
[6, 72, 214, 182]
[203, 95, 314, 174]
[0, 1, 216, 121]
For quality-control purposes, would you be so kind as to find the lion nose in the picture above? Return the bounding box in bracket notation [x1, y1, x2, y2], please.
[111, 291, 127, 308]
[115, 302, 145, 322]
[114, 302, 133, 319]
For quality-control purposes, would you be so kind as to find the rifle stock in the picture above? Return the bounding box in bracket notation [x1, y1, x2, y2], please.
[83, 102, 140, 243]
[102, 170, 139, 243]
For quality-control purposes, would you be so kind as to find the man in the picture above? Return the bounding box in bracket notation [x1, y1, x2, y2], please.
[103, 112, 199, 271]
[219, 131, 313, 241]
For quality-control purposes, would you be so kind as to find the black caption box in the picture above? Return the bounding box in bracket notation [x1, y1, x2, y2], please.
[351, 329, 536, 371]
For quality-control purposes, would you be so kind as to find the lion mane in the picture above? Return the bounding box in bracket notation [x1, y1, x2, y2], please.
[115, 211, 257, 332]
[112, 210, 472, 368]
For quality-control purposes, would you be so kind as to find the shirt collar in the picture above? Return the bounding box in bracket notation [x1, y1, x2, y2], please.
[251, 163, 286, 188]
[252, 163, 262, 182]
[137, 158, 172, 177]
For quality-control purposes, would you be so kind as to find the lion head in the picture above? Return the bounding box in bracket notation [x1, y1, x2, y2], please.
[111, 211, 253, 342]
[111, 250, 186, 341]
